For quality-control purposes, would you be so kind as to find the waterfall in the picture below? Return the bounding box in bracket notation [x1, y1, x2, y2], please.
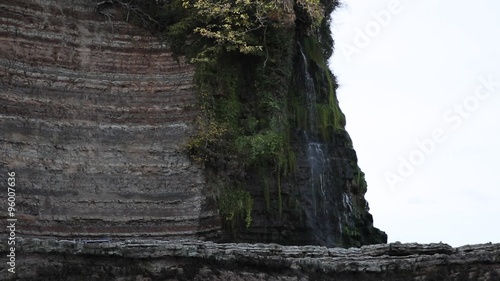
[298, 45, 318, 133]
[307, 141, 328, 217]
[299, 43, 329, 217]
[298, 43, 353, 244]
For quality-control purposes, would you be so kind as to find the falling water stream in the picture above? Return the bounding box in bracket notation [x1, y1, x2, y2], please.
[298, 43, 353, 244]
[299, 43, 328, 217]
[306, 141, 327, 217]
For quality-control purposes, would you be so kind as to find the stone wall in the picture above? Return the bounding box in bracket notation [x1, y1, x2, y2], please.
[1, 238, 499, 280]
[0, 0, 220, 238]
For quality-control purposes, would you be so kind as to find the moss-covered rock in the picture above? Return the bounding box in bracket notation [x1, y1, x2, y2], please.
[127, 0, 386, 247]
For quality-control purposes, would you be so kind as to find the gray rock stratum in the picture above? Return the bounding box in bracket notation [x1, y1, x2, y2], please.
[0, 0, 220, 238]
[0, 238, 499, 280]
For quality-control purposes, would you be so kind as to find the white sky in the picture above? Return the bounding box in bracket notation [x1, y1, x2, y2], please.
[330, 0, 500, 247]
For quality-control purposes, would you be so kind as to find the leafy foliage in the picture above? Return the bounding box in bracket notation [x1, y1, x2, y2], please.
[185, 117, 229, 162]
[219, 185, 253, 228]
[235, 131, 285, 162]
[186, 0, 270, 57]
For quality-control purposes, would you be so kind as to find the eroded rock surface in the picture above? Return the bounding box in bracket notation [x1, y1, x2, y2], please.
[1, 238, 499, 280]
[0, 0, 219, 238]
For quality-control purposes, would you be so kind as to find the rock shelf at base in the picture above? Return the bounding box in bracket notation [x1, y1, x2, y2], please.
[1, 238, 499, 280]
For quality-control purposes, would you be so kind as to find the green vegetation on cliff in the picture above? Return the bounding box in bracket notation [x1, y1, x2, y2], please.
[179, 0, 343, 232]
[127, 0, 341, 229]
[111, 0, 386, 247]
[128, 0, 342, 231]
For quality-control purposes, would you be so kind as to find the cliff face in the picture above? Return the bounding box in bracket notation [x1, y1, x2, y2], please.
[0, 0, 385, 247]
[0, 0, 220, 238]
[2, 1, 497, 280]
[1, 238, 500, 280]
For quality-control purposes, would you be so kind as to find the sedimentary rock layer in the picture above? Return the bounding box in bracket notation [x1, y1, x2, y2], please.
[0, 0, 219, 238]
[1, 238, 499, 280]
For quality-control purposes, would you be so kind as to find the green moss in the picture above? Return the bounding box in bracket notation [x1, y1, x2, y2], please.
[292, 99, 308, 130]
[342, 225, 361, 247]
[303, 36, 327, 68]
[302, 35, 345, 138]
[355, 169, 368, 194]
[278, 149, 297, 177]
[277, 167, 283, 217]
[263, 176, 271, 212]
[235, 131, 285, 162]
[219, 185, 253, 229]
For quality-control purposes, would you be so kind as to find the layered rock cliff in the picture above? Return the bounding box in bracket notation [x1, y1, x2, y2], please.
[1, 238, 500, 280]
[0, 0, 219, 238]
[2, 0, 499, 280]
[0, 0, 386, 247]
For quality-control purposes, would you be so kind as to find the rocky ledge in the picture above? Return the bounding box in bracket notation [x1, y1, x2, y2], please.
[1, 238, 499, 280]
